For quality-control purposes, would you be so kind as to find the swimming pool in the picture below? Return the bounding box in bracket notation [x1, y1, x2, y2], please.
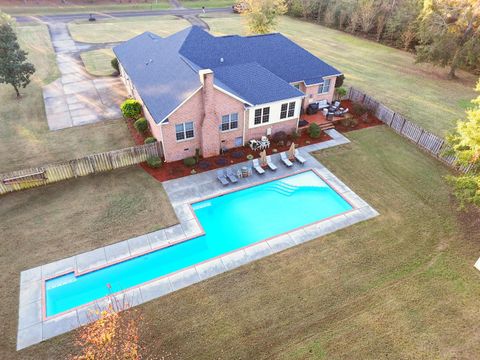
[45, 170, 353, 317]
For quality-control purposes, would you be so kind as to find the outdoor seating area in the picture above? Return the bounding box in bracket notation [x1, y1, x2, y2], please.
[216, 146, 307, 186]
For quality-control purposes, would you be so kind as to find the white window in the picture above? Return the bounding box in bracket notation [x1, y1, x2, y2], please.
[175, 121, 194, 141]
[254, 107, 270, 125]
[280, 102, 296, 119]
[221, 113, 238, 131]
[318, 79, 332, 94]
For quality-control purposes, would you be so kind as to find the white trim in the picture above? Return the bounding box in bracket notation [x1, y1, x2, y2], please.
[159, 87, 203, 125]
[213, 84, 253, 106]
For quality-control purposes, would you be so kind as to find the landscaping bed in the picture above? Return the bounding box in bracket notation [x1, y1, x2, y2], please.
[125, 118, 332, 182]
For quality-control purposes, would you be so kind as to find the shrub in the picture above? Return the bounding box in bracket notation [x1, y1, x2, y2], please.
[111, 58, 119, 73]
[246, 154, 254, 160]
[183, 157, 196, 167]
[272, 131, 287, 143]
[120, 99, 142, 119]
[291, 130, 300, 140]
[307, 123, 322, 139]
[447, 175, 480, 209]
[194, 148, 200, 164]
[146, 155, 162, 168]
[352, 103, 368, 116]
[340, 117, 359, 128]
[144, 136, 156, 144]
[134, 117, 148, 133]
[360, 113, 371, 123]
[335, 86, 347, 99]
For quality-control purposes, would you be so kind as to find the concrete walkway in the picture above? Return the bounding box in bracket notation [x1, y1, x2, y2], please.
[44, 22, 126, 130]
[16, 130, 379, 350]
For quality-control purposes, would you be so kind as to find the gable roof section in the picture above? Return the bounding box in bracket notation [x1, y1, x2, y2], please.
[113, 29, 201, 124]
[213, 62, 304, 105]
[179, 27, 341, 85]
[114, 26, 342, 124]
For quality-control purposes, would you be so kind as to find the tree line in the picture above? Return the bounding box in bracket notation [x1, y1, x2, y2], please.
[280, 0, 480, 78]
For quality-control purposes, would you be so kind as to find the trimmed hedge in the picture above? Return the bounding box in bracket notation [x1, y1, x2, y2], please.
[111, 58, 119, 73]
[146, 155, 162, 168]
[121, 99, 142, 119]
[183, 157, 196, 167]
[144, 136, 157, 144]
[134, 117, 148, 133]
[307, 123, 322, 138]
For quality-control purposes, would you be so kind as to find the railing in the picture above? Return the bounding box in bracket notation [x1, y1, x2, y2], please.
[0, 142, 163, 195]
[347, 87, 473, 174]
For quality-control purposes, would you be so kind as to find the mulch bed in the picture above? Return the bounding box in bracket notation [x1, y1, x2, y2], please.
[125, 99, 383, 182]
[125, 118, 331, 182]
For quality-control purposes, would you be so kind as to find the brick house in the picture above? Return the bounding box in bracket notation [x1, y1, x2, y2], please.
[113, 26, 342, 162]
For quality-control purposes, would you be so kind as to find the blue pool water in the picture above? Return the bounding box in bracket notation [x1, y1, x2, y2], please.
[46, 171, 352, 316]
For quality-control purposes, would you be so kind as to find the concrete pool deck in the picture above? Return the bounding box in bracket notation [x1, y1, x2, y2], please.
[17, 129, 379, 350]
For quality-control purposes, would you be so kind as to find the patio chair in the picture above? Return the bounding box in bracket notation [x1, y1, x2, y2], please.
[294, 149, 306, 164]
[252, 159, 265, 174]
[334, 100, 341, 107]
[226, 168, 238, 183]
[280, 152, 293, 167]
[216, 170, 229, 186]
[266, 155, 277, 171]
[317, 99, 330, 109]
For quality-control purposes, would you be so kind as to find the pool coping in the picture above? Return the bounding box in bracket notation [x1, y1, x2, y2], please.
[16, 129, 379, 350]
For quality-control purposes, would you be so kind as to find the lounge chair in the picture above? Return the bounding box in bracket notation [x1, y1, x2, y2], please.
[294, 149, 306, 164]
[216, 170, 229, 186]
[226, 168, 238, 183]
[266, 155, 277, 171]
[280, 152, 293, 167]
[252, 159, 265, 174]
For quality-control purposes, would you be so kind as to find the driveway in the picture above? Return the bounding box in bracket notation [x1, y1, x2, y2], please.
[43, 22, 126, 130]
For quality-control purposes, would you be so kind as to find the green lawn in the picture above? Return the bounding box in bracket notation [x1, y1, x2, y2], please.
[11, 126, 480, 359]
[2, 2, 170, 16]
[201, 13, 478, 136]
[68, 15, 191, 43]
[0, 168, 178, 360]
[0, 23, 134, 173]
[182, 0, 234, 8]
[80, 48, 116, 76]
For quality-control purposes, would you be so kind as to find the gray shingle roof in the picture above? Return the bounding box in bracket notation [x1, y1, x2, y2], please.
[113, 26, 341, 124]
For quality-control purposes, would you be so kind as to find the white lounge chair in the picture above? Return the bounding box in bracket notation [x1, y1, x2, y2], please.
[294, 149, 306, 164]
[252, 159, 265, 174]
[226, 168, 238, 183]
[280, 152, 293, 167]
[216, 170, 228, 186]
[266, 155, 277, 171]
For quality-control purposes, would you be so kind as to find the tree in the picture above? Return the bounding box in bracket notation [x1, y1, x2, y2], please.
[416, 0, 480, 79]
[445, 79, 480, 207]
[0, 21, 35, 97]
[71, 297, 143, 360]
[243, 0, 288, 34]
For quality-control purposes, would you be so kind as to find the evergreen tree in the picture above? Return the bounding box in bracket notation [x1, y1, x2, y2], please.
[0, 21, 35, 97]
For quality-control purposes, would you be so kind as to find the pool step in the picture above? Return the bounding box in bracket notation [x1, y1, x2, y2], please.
[269, 181, 299, 196]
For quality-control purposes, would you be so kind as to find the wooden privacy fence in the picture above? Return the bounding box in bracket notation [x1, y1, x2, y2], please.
[347, 87, 473, 174]
[0, 142, 163, 195]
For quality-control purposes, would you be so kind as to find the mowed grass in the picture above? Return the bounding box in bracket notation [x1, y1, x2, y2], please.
[0, 168, 178, 360]
[0, 24, 134, 173]
[182, 0, 234, 8]
[201, 14, 478, 136]
[80, 48, 115, 76]
[16, 127, 480, 359]
[68, 15, 191, 43]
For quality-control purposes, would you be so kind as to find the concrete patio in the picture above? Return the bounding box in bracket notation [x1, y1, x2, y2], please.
[16, 130, 379, 350]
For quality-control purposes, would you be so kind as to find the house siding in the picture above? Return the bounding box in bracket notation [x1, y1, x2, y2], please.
[301, 76, 337, 109]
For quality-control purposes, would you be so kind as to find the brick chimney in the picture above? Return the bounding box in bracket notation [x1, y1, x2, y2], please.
[199, 69, 221, 158]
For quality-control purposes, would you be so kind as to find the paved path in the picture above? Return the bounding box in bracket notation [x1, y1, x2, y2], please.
[14, 7, 231, 23]
[44, 22, 126, 130]
[16, 130, 380, 350]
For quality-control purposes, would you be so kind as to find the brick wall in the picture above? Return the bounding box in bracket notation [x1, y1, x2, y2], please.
[301, 76, 337, 109]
